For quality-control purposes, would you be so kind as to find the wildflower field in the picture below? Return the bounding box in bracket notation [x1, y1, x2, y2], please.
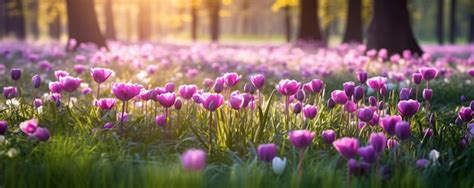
[0, 41, 473, 187]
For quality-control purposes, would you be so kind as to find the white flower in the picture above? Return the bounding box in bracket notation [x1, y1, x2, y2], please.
[272, 157, 287, 175]
[429, 149, 440, 165]
[6, 99, 20, 107]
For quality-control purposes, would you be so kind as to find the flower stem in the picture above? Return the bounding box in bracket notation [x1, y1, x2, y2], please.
[119, 101, 126, 135]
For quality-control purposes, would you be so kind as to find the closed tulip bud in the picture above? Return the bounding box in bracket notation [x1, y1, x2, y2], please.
[272, 157, 287, 175]
[10, 68, 22, 81]
[353, 86, 364, 101]
[458, 107, 472, 122]
[213, 79, 224, 93]
[416, 159, 430, 168]
[327, 98, 336, 108]
[419, 67, 438, 81]
[223, 72, 241, 88]
[366, 76, 387, 92]
[412, 73, 422, 85]
[399, 88, 412, 100]
[192, 93, 202, 104]
[470, 100, 474, 111]
[369, 96, 377, 107]
[395, 121, 411, 140]
[380, 115, 402, 135]
[368, 132, 386, 153]
[368, 113, 379, 126]
[343, 82, 355, 97]
[174, 98, 182, 110]
[102, 122, 114, 129]
[155, 114, 167, 127]
[250, 74, 265, 89]
[423, 128, 433, 138]
[356, 70, 368, 84]
[429, 113, 436, 126]
[243, 83, 256, 94]
[181, 149, 207, 171]
[295, 89, 305, 102]
[331, 90, 348, 104]
[164, 82, 176, 92]
[228, 93, 244, 110]
[82, 87, 92, 95]
[358, 145, 377, 163]
[333, 137, 359, 159]
[33, 98, 43, 108]
[303, 105, 317, 119]
[156, 92, 176, 108]
[32, 127, 50, 141]
[292, 102, 302, 114]
[202, 78, 215, 89]
[460, 95, 467, 102]
[32, 75, 41, 89]
[455, 117, 463, 126]
[380, 85, 387, 95]
[423, 89, 433, 101]
[288, 130, 315, 149]
[0, 121, 8, 135]
[90, 68, 114, 84]
[357, 107, 374, 122]
[117, 112, 129, 123]
[179, 84, 197, 100]
[397, 99, 420, 117]
[257, 144, 277, 162]
[321, 130, 336, 144]
[387, 138, 398, 149]
[3, 86, 18, 99]
[310, 79, 324, 93]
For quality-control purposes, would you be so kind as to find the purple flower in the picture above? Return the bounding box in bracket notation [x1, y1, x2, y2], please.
[223, 72, 241, 87]
[96, 98, 116, 110]
[380, 115, 402, 135]
[276, 79, 300, 96]
[257, 143, 277, 162]
[213, 77, 225, 93]
[412, 73, 422, 85]
[387, 138, 398, 149]
[156, 92, 176, 108]
[292, 102, 302, 114]
[358, 145, 377, 163]
[103, 122, 114, 129]
[82, 87, 93, 95]
[20, 119, 38, 135]
[309, 79, 324, 93]
[32, 75, 41, 89]
[321, 130, 336, 144]
[470, 100, 474, 111]
[369, 96, 377, 107]
[59, 76, 82, 92]
[416, 159, 430, 168]
[0, 121, 8, 135]
[228, 92, 244, 110]
[356, 70, 368, 84]
[303, 105, 317, 119]
[366, 76, 387, 92]
[202, 78, 215, 89]
[174, 98, 182, 110]
[164, 82, 176, 92]
[179, 84, 197, 100]
[155, 114, 167, 127]
[333, 137, 359, 159]
[200, 93, 225, 111]
[395, 121, 411, 140]
[90, 68, 114, 84]
[112, 83, 142, 101]
[357, 107, 374, 122]
[181, 149, 207, 171]
[327, 98, 336, 108]
[244, 83, 257, 94]
[288, 130, 315, 149]
[458, 107, 472, 122]
[397, 99, 420, 117]
[468, 68, 474, 77]
[344, 100, 357, 113]
[331, 90, 348, 104]
[343, 82, 355, 97]
[353, 86, 364, 101]
[73, 64, 86, 74]
[419, 67, 438, 81]
[399, 88, 412, 101]
[295, 89, 305, 101]
[368, 132, 386, 153]
[423, 89, 433, 101]
[250, 74, 265, 89]
[117, 112, 129, 123]
[32, 127, 50, 141]
[10, 68, 22, 81]
[423, 128, 433, 138]
[3, 86, 18, 99]
[49, 81, 62, 93]
[54, 70, 69, 79]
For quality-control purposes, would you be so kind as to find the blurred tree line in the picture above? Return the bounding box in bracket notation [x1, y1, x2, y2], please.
[0, 0, 473, 51]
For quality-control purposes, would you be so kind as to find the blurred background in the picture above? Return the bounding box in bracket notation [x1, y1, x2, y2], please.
[0, 0, 473, 45]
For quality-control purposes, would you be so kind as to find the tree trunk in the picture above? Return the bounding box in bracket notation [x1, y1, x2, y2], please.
[5, 0, 26, 39]
[28, 0, 39, 39]
[66, 0, 106, 51]
[436, 0, 444, 44]
[343, 0, 362, 43]
[284, 6, 291, 42]
[138, 0, 151, 40]
[469, 14, 474, 43]
[297, 0, 322, 42]
[366, 0, 423, 56]
[208, 0, 221, 42]
[449, 0, 457, 43]
[104, 0, 116, 40]
[48, 14, 61, 39]
[191, 0, 198, 41]
[0, 0, 6, 37]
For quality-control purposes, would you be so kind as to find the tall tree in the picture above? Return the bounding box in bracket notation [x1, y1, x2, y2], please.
[208, 0, 221, 42]
[138, 0, 151, 40]
[191, 0, 199, 41]
[48, 14, 61, 39]
[0, 0, 6, 37]
[27, 0, 40, 39]
[436, 0, 444, 44]
[449, 0, 457, 43]
[284, 7, 291, 42]
[66, 0, 106, 50]
[342, 0, 362, 43]
[366, 0, 422, 55]
[104, 0, 116, 40]
[297, 0, 322, 42]
[4, 0, 26, 39]
[469, 13, 474, 43]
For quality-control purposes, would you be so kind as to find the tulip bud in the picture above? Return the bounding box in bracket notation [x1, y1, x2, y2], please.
[0, 121, 8, 135]
[422, 89, 433, 101]
[292, 102, 302, 114]
[295, 89, 305, 102]
[32, 75, 41, 89]
[272, 157, 287, 175]
[321, 130, 336, 144]
[353, 86, 364, 102]
[10, 68, 22, 81]
[155, 114, 167, 127]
